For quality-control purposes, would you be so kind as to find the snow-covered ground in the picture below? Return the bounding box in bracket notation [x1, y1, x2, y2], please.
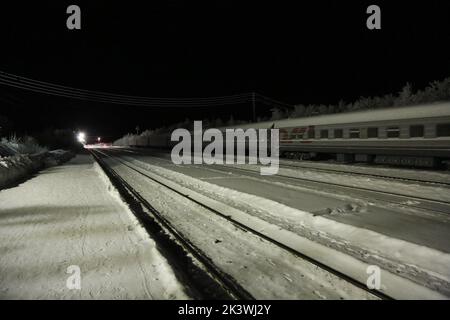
[102, 153, 380, 299]
[121, 153, 450, 250]
[108, 151, 450, 298]
[3, 147, 449, 299]
[0, 155, 189, 299]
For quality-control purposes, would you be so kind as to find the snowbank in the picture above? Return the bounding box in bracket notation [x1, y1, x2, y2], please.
[46, 150, 75, 166]
[0, 154, 42, 189]
[0, 150, 75, 189]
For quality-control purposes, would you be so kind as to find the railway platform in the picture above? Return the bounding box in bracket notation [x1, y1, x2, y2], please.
[0, 154, 189, 299]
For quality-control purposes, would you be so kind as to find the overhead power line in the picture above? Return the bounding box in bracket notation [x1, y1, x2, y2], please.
[0, 70, 292, 108]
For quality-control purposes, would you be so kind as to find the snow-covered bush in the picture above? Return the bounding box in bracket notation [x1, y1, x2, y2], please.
[1, 134, 48, 155]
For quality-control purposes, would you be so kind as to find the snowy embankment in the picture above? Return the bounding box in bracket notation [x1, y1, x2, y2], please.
[0, 154, 189, 299]
[0, 149, 74, 189]
[120, 155, 450, 299]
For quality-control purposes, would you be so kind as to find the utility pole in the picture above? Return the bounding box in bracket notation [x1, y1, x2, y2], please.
[252, 92, 256, 122]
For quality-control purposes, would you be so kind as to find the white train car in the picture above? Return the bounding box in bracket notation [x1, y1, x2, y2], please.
[138, 102, 450, 168]
[221, 102, 450, 167]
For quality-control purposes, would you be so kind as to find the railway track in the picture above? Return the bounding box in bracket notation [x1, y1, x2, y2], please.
[92, 149, 391, 300]
[113, 149, 450, 215]
[91, 150, 250, 300]
[210, 164, 450, 216]
[117, 148, 450, 187]
[278, 160, 450, 188]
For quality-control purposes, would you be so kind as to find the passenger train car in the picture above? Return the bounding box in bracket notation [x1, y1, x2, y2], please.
[129, 102, 450, 168]
[226, 102, 450, 168]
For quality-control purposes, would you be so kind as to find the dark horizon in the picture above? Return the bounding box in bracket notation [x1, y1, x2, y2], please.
[1, 1, 450, 141]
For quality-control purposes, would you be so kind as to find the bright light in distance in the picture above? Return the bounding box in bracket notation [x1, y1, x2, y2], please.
[97, 137, 101, 142]
[77, 132, 86, 144]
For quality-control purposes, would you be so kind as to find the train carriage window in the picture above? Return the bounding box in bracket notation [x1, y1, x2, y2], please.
[386, 127, 400, 138]
[334, 129, 343, 138]
[349, 128, 360, 139]
[320, 130, 329, 139]
[437, 123, 450, 137]
[410, 125, 424, 138]
[280, 129, 289, 140]
[307, 127, 315, 139]
[291, 127, 306, 140]
[367, 127, 378, 138]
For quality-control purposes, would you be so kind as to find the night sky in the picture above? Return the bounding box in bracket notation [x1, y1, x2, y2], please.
[0, 1, 449, 141]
